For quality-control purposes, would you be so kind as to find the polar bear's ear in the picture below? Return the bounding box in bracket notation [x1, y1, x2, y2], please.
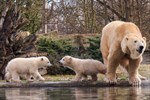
[121, 37, 128, 54]
[143, 37, 146, 41]
[121, 37, 131, 54]
[41, 58, 44, 61]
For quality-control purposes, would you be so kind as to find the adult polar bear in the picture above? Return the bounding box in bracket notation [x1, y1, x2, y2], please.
[100, 21, 146, 86]
[5, 56, 52, 82]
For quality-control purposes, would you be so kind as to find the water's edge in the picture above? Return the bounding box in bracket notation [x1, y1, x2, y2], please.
[0, 80, 150, 88]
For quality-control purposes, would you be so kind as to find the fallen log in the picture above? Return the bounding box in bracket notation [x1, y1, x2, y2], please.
[0, 80, 150, 88]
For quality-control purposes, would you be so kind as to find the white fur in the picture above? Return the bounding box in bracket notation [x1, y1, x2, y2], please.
[5, 56, 52, 83]
[60, 56, 106, 81]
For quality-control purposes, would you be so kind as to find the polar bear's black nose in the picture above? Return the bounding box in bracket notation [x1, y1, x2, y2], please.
[140, 45, 144, 50]
[138, 46, 144, 53]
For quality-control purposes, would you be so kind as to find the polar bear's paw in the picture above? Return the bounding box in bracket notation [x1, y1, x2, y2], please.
[104, 74, 117, 84]
[129, 76, 141, 86]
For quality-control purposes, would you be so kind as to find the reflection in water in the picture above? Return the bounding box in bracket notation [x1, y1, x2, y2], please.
[0, 86, 150, 100]
[73, 87, 150, 100]
[4, 88, 48, 100]
[99, 87, 143, 100]
[74, 88, 98, 100]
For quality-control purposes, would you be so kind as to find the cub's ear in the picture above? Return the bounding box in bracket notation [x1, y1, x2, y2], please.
[66, 57, 72, 64]
[41, 58, 44, 61]
[143, 37, 146, 41]
[69, 57, 72, 62]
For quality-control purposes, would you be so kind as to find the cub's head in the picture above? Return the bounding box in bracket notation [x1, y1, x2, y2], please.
[121, 34, 146, 59]
[39, 56, 52, 68]
[59, 56, 72, 68]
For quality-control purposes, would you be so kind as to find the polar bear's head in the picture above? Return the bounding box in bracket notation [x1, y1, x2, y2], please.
[59, 56, 73, 69]
[121, 34, 146, 59]
[38, 56, 52, 68]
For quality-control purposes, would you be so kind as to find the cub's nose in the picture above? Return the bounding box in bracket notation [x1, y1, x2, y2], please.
[48, 63, 52, 67]
[59, 59, 64, 64]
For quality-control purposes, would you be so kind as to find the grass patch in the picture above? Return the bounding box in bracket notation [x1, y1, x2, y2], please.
[44, 64, 150, 81]
[0, 64, 149, 82]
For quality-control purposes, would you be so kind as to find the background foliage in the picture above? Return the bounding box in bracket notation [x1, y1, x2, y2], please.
[37, 35, 102, 74]
[0, 0, 149, 77]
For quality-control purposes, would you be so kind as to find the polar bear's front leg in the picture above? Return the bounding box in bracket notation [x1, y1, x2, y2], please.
[106, 69, 117, 84]
[32, 71, 45, 81]
[105, 50, 122, 84]
[128, 58, 142, 86]
[105, 58, 118, 84]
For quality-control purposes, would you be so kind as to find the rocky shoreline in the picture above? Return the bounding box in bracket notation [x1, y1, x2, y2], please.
[0, 80, 150, 88]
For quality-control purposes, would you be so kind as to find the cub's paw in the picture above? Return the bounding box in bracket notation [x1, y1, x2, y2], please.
[12, 80, 21, 83]
[39, 77, 45, 81]
[5, 79, 12, 83]
[129, 76, 141, 86]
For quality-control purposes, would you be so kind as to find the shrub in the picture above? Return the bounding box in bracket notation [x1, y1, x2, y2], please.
[37, 35, 103, 75]
[87, 36, 103, 61]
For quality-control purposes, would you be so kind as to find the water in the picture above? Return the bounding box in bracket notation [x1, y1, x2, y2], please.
[0, 87, 150, 100]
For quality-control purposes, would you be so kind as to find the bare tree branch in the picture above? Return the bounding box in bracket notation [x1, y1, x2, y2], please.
[0, 6, 9, 29]
[96, 0, 126, 20]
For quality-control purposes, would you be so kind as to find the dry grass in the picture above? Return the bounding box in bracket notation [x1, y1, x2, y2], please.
[44, 75, 75, 81]
[139, 64, 150, 79]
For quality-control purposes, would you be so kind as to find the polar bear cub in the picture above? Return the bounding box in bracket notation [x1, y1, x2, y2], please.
[60, 55, 106, 81]
[5, 56, 52, 83]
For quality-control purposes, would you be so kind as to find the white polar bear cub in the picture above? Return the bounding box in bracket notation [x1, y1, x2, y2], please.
[5, 56, 52, 83]
[60, 55, 106, 81]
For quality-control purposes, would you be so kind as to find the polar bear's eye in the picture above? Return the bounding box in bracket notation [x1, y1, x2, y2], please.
[142, 41, 144, 43]
[134, 40, 137, 43]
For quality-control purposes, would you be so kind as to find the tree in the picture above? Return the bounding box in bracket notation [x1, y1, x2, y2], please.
[0, 0, 37, 79]
[43, 0, 149, 36]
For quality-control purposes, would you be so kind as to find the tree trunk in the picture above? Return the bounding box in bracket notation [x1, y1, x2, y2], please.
[0, 1, 36, 79]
